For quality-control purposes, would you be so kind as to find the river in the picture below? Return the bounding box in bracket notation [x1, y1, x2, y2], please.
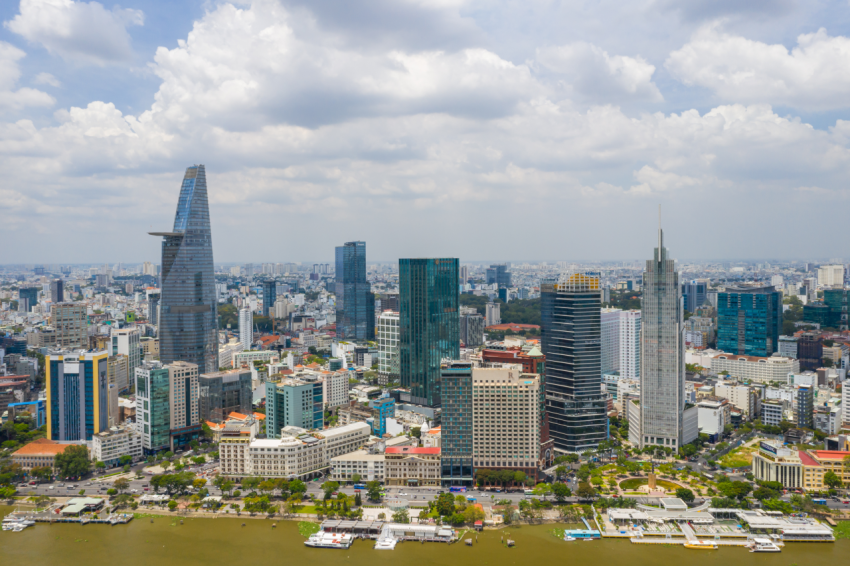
[0, 506, 846, 565]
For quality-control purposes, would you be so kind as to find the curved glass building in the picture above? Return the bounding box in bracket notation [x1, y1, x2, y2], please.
[150, 165, 218, 373]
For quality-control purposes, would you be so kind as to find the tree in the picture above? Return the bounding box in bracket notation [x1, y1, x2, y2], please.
[168, 500, 178, 511]
[436, 492, 455, 516]
[193, 478, 208, 491]
[552, 482, 572, 502]
[289, 479, 307, 497]
[95, 461, 106, 470]
[114, 477, 131, 493]
[532, 483, 552, 499]
[351, 473, 361, 484]
[107, 488, 118, 496]
[55, 445, 91, 478]
[366, 480, 382, 502]
[463, 505, 485, 524]
[322, 480, 340, 499]
[392, 508, 410, 523]
[118, 455, 133, 467]
[675, 488, 695, 503]
[576, 482, 596, 500]
[824, 471, 843, 489]
[554, 466, 567, 481]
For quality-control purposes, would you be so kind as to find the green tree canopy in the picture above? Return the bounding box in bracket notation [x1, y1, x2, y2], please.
[55, 445, 91, 478]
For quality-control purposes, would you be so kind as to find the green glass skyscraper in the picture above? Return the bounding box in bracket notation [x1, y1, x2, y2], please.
[335, 241, 374, 341]
[150, 165, 218, 373]
[399, 258, 459, 407]
[717, 286, 782, 357]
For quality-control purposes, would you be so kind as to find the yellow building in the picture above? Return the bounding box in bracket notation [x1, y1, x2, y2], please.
[46, 349, 109, 441]
[800, 450, 850, 491]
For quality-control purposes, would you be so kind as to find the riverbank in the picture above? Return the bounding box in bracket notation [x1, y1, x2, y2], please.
[1, 506, 846, 566]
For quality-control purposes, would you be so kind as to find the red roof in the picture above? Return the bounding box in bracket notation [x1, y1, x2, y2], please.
[810, 450, 850, 461]
[798, 451, 820, 466]
[385, 446, 440, 455]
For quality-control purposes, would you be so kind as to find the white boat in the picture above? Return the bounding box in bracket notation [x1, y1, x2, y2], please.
[563, 536, 576, 541]
[304, 532, 354, 549]
[748, 538, 781, 553]
[374, 538, 398, 550]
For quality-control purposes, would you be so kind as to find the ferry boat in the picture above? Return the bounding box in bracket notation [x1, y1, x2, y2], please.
[304, 532, 354, 549]
[374, 538, 398, 550]
[563, 535, 576, 542]
[748, 538, 781, 553]
[684, 541, 717, 550]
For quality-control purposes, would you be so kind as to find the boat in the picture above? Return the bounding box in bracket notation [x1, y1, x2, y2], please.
[563, 536, 576, 541]
[374, 538, 398, 550]
[684, 541, 718, 550]
[506, 539, 515, 547]
[304, 532, 354, 549]
[748, 538, 781, 553]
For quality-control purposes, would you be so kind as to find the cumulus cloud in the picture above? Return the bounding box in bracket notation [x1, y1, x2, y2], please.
[32, 71, 60, 87]
[0, 41, 54, 111]
[5, 0, 144, 65]
[536, 42, 663, 103]
[666, 25, 850, 111]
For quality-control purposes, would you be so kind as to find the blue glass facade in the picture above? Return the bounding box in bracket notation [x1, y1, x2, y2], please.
[335, 241, 374, 341]
[541, 276, 608, 453]
[399, 258, 460, 407]
[46, 351, 108, 441]
[368, 396, 396, 436]
[18, 287, 38, 312]
[153, 165, 218, 373]
[681, 280, 707, 313]
[717, 286, 782, 357]
[262, 280, 277, 317]
[265, 379, 324, 437]
[440, 361, 473, 486]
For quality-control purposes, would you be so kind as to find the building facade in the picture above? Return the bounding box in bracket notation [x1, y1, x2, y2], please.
[265, 377, 324, 437]
[541, 273, 608, 453]
[111, 326, 141, 386]
[152, 165, 219, 374]
[238, 307, 253, 351]
[710, 353, 798, 383]
[399, 258, 460, 407]
[198, 368, 252, 423]
[377, 310, 400, 385]
[330, 450, 385, 482]
[631, 228, 696, 450]
[335, 241, 375, 341]
[385, 446, 441, 487]
[91, 426, 143, 467]
[619, 310, 641, 379]
[262, 279, 276, 318]
[51, 303, 87, 349]
[440, 361, 473, 486]
[717, 286, 782, 357]
[135, 361, 171, 453]
[46, 349, 108, 441]
[600, 307, 621, 375]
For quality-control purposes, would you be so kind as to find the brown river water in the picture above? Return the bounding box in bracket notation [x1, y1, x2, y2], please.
[0, 506, 845, 565]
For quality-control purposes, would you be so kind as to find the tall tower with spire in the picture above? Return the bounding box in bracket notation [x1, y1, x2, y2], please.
[150, 165, 219, 374]
[629, 221, 698, 450]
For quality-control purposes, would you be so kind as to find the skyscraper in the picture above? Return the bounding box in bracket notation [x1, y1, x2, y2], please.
[239, 307, 252, 350]
[46, 349, 108, 441]
[18, 287, 38, 313]
[541, 273, 608, 453]
[51, 303, 88, 349]
[151, 165, 218, 373]
[629, 227, 698, 450]
[680, 280, 707, 313]
[262, 279, 277, 318]
[485, 264, 511, 287]
[50, 279, 64, 303]
[716, 286, 782, 357]
[619, 310, 641, 379]
[440, 360, 473, 487]
[335, 241, 375, 341]
[399, 258, 460, 407]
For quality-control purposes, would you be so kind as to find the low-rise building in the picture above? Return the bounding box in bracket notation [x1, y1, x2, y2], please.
[697, 397, 730, 438]
[221, 422, 370, 479]
[760, 399, 786, 426]
[714, 381, 760, 417]
[329, 449, 386, 482]
[385, 446, 441, 487]
[90, 426, 143, 467]
[752, 441, 803, 489]
[710, 353, 799, 384]
[12, 438, 73, 475]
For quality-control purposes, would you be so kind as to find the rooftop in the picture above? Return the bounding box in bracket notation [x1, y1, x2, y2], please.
[13, 438, 72, 456]
[385, 446, 440, 455]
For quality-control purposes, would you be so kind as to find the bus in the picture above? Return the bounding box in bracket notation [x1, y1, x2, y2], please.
[524, 489, 535, 496]
[449, 486, 467, 493]
[353, 484, 366, 490]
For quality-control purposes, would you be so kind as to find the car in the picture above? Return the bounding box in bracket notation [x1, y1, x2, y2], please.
[49, 486, 54, 490]
[144, 488, 149, 491]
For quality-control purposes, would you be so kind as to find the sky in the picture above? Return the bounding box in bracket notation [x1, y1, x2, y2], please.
[3, 0, 850, 264]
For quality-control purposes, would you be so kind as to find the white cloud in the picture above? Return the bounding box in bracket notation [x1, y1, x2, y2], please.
[666, 25, 850, 111]
[0, 41, 54, 111]
[32, 71, 60, 87]
[5, 0, 144, 65]
[536, 42, 663, 103]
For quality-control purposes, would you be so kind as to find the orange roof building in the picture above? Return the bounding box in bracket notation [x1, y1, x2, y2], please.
[12, 438, 74, 473]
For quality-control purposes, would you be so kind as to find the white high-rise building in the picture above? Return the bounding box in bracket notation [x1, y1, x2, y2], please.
[239, 307, 253, 350]
[600, 307, 621, 374]
[770, 275, 784, 289]
[629, 225, 698, 450]
[818, 264, 845, 288]
[111, 326, 141, 379]
[230, 266, 241, 277]
[485, 302, 501, 327]
[377, 311, 400, 384]
[619, 310, 641, 379]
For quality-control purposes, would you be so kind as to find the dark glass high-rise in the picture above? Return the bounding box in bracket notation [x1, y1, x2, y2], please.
[398, 258, 460, 407]
[150, 165, 218, 373]
[335, 241, 374, 341]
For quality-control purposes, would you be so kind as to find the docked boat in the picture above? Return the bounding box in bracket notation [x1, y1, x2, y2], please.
[374, 538, 398, 550]
[304, 532, 354, 549]
[684, 541, 717, 550]
[563, 536, 576, 541]
[748, 538, 781, 553]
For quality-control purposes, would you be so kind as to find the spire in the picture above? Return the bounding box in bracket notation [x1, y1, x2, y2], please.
[658, 204, 663, 251]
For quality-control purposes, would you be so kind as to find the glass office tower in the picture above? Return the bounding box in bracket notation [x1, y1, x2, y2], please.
[150, 165, 218, 373]
[335, 241, 374, 341]
[440, 361, 473, 487]
[262, 280, 276, 318]
[717, 286, 782, 357]
[399, 258, 460, 407]
[46, 350, 109, 441]
[541, 273, 608, 453]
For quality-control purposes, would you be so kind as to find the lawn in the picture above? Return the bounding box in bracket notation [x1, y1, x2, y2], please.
[292, 505, 322, 514]
[619, 478, 682, 491]
[832, 521, 850, 540]
[718, 446, 758, 468]
[298, 521, 320, 537]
